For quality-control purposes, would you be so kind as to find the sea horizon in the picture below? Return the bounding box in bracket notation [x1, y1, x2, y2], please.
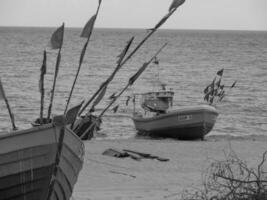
[1, 25, 267, 33]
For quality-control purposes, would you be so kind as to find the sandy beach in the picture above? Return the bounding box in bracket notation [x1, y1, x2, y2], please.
[73, 136, 267, 200]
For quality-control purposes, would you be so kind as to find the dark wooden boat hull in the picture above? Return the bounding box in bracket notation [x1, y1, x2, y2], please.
[0, 124, 84, 200]
[132, 105, 218, 140]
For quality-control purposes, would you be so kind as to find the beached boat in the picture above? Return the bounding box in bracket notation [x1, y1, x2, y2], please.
[132, 86, 219, 140]
[0, 115, 84, 200]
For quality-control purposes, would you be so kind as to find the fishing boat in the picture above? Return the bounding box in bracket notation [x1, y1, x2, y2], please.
[0, 114, 84, 199]
[132, 85, 219, 140]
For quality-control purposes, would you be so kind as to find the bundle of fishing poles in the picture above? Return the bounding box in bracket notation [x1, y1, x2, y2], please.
[203, 68, 237, 106]
[0, 0, 186, 137]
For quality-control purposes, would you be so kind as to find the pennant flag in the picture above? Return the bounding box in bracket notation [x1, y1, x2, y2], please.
[128, 62, 149, 86]
[105, 37, 134, 84]
[153, 57, 159, 65]
[0, 78, 6, 100]
[39, 50, 47, 93]
[80, 14, 96, 38]
[109, 92, 116, 100]
[112, 105, 119, 113]
[116, 36, 134, 65]
[169, 0, 186, 12]
[216, 68, 224, 76]
[231, 81, 237, 88]
[65, 101, 84, 125]
[50, 23, 64, 49]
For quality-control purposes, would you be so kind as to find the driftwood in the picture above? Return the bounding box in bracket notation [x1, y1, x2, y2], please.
[103, 148, 169, 162]
[123, 149, 170, 162]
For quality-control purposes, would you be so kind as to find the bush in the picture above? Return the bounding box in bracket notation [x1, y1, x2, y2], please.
[181, 150, 267, 200]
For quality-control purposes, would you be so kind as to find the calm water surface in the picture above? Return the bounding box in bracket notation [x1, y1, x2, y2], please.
[0, 27, 266, 138]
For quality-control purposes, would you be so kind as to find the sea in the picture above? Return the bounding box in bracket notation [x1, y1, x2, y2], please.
[0, 27, 266, 139]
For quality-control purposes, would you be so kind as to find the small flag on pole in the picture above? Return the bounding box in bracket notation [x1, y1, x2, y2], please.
[216, 68, 224, 76]
[65, 101, 84, 125]
[116, 37, 134, 65]
[153, 57, 159, 65]
[112, 105, 119, 113]
[231, 81, 237, 88]
[109, 92, 116, 100]
[128, 62, 150, 86]
[50, 23, 64, 49]
[105, 36, 134, 84]
[169, 0, 186, 12]
[80, 15, 96, 38]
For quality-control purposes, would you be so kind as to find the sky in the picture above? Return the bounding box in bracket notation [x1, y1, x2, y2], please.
[0, 0, 266, 31]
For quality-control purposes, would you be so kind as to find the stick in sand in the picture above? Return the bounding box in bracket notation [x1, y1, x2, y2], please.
[79, 43, 167, 139]
[64, 0, 102, 114]
[0, 78, 17, 130]
[78, 0, 186, 116]
[47, 23, 65, 120]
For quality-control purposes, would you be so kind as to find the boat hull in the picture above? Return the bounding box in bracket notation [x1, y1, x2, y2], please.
[0, 124, 84, 200]
[132, 105, 218, 140]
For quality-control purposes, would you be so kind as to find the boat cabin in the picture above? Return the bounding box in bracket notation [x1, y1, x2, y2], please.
[141, 89, 174, 114]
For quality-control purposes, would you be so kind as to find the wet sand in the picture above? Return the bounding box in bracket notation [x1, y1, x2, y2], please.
[73, 137, 267, 200]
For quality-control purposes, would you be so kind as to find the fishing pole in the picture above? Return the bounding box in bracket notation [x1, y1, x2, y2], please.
[64, 0, 102, 114]
[47, 23, 65, 120]
[78, 0, 185, 116]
